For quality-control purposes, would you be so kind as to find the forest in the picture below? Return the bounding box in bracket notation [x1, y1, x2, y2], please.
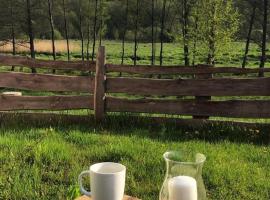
[0, 1, 270, 200]
[0, 0, 268, 69]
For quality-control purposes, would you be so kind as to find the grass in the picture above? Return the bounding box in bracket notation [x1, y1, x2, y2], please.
[0, 115, 270, 200]
[1, 39, 270, 67]
[0, 40, 270, 199]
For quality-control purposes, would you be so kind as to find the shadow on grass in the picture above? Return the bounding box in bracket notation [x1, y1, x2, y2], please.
[0, 112, 269, 146]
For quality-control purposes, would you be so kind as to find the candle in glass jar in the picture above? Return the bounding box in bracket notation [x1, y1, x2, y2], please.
[168, 176, 197, 200]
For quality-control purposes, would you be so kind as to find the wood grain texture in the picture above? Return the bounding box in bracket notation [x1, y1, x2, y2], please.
[106, 64, 270, 75]
[0, 72, 94, 92]
[107, 97, 270, 118]
[76, 195, 140, 200]
[94, 46, 106, 122]
[0, 54, 96, 71]
[0, 95, 93, 110]
[106, 77, 270, 96]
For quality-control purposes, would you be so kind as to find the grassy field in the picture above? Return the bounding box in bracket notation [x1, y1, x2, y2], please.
[0, 116, 269, 200]
[0, 40, 270, 200]
[1, 40, 270, 67]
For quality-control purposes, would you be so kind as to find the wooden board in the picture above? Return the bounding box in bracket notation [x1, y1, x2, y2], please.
[0, 72, 94, 92]
[0, 54, 95, 71]
[106, 77, 270, 96]
[0, 95, 93, 110]
[106, 64, 270, 75]
[76, 195, 140, 200]
[107, 97, 270, 118]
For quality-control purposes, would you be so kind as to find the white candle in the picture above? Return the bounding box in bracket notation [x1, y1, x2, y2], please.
[168, 176, 198, 200]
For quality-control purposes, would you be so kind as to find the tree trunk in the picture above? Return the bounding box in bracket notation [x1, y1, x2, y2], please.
[62, 0, 70, 61]
[159, 0, 167, 66]
[86, 0, 91, 61]
[182, 0, 190, 66]
[92, 0, 98, 61]
[192, 16, 198, 67]
[99, 0, 103, 46]
[26, 0, 36, 73]
[259, 0, 268, 77]
[121, 0, 129, 66]
[242, 5, 256, 69]
[134, 0, 139, 66]
[151, 0, 155, 66]
[208, 26, 216, 65]
[207, 4, 216, 65]
[79, 0, 84, 61]
[47, 0, 56, 73]
[10, 0, 16, 71]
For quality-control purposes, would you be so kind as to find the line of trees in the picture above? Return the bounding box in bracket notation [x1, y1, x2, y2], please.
[0, 0, 269, 73]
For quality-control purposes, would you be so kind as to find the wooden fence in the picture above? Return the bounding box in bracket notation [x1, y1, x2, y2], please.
[0, 46, 270, 125]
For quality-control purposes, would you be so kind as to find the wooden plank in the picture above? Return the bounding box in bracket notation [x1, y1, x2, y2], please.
[0, 72, 94, 92]
[76, 195, 140, 200]
[94, 46, 106, 122]
[106, 64, 270, 75]
[0, 95, 93, 110]
[0, 54, 95, 71]
[106, 77, 270, 96]
[107, 97, 270, 118]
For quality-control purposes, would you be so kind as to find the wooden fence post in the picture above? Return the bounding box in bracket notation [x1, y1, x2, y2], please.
[193, 64, 213, 119]
[94, 46, 106, 122]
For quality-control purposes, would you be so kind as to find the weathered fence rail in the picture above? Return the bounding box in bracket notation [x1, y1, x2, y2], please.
[106, 64, 270, 74]
[0, 46, 269, 126]
[106, 77, 270, 96]
[0, 54, 96, 71]
[106, 97, 270, 118]
[0, 95, 93, 110]
[0, 72, 94, 92]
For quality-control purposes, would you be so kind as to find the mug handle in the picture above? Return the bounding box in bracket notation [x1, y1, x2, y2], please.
[78, 170, 92, 196]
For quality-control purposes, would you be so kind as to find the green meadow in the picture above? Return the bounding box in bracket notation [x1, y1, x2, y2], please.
[0, 116, 269, 200]
[0, 40, 270, 200]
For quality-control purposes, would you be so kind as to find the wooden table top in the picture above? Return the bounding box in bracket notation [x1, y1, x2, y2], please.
[76, 195, 140, 200]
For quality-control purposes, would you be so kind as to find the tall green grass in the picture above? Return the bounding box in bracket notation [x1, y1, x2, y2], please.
[0, 115, 269, 200]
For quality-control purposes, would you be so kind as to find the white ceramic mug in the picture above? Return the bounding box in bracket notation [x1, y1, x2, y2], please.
[78, 162, 126, 200]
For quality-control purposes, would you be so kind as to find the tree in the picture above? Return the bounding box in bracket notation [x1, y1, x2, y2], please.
[134, 0, 140, 66]
[181, 0, 190, 66]
[151, 0, 156, 65]
[196, 0, 239, 65]
[191, 14, 199, 66]
[47, 0, 56, 73]
[62, 0, 70, 61]
[99, 0, 103, 46]
[71, 0, 85, 61]
[9, 0, 16, 71]
[26, 0, 37, 73]
[242, 2, 257, 68]
[159, 0, 167, 66]
[121, 0, 129, 66]
[259, 0, 268, 77]
[91, 0, 98, 61]
[79, 0, 85, 60]
[86, 0, 92, 61]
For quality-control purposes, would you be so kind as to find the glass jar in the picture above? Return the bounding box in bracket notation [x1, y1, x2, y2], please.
[159, 151, 207, 200]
